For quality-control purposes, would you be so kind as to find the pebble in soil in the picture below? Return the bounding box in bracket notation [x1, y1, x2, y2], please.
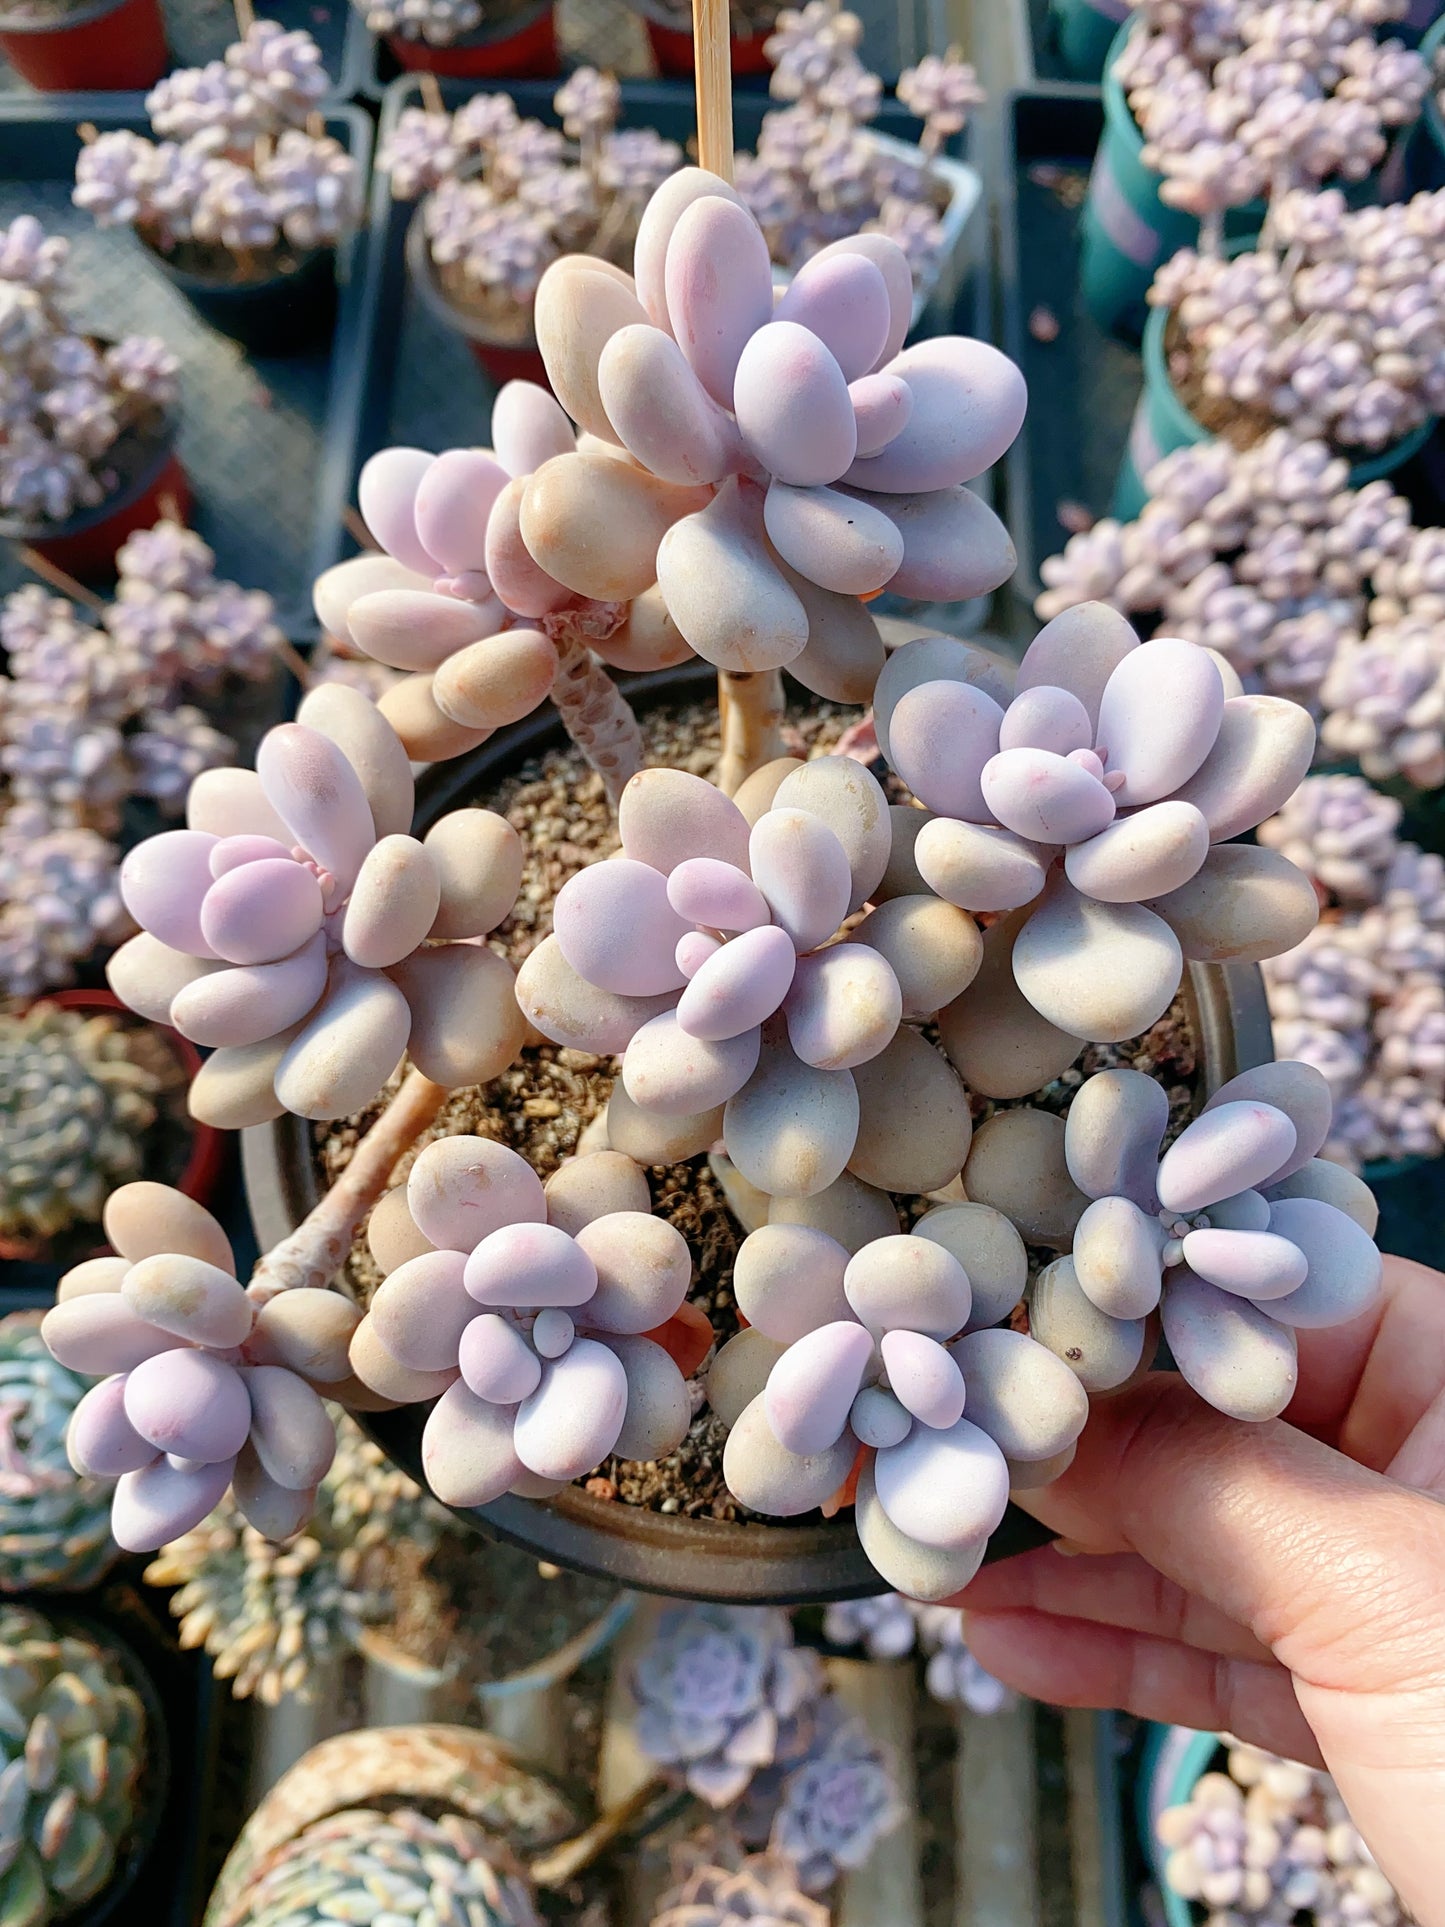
[320, 699, 1199, 1523]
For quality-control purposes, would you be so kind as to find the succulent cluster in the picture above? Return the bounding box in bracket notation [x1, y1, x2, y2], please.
[652, 1854, 827, 1927]
[881, 606, 1319, 1046]
[214, 1807, 543, 1927]
[0, 1310, 117, 1592]
[43, 1181, 364, 1553]
[380, 77, 681, 311]
[822, 1595, 1011, 1711]
[765, 1698, 902, 1891]
[520, 756, 981, 1199]
[1151, 187, 1445, 453]
[356, 0, 486, 46]
[1158, 1737, 1402, 1924]
[1115, 0, 1428, 229]
[350, 1140, 695, 1504]
[739, 12, 982, 279]
[1037, 433, 1445, 792]
[73, 27, 358, 260]
[0, 1603, 147, 1927]
[0, 216, 178, 528]
[1031, 1059, 1382, 1421]
[105, 693, 527, 1125]
[315, 392, 683, 798]
[144, 1416, 451, 1704]
[0, 810, 130, 1003]
[717, 1219, 1089, 1597]
[0, 1004, 160, 1248]
[1261, 774, 1445, 1167]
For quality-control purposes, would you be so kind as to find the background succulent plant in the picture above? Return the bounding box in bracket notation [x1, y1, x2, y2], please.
[822, 1595, 1011, 1710]
[0, 1312, 116, 1594]
[630, 1605, 824, 1807]
[73, 29, 358, 261]
[0, 1603, 147, 1927]
[651, 1852, 828, 1927]
[0, 1004, 160, 1248]
[767, 1699, 902, 1891]
[0, 216, 177, 527]
[143, 1415, 452, 1704]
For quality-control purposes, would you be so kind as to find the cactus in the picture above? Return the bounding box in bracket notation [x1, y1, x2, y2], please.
[0, 1313, 116, 1595]
[0, 1603, 147, 1927]
[0, 1005, 160, 1247]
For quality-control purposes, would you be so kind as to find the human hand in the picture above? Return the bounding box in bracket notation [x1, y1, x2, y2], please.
[952, 1255, 1445, 1924]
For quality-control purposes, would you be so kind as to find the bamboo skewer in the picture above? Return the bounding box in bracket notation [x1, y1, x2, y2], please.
[693, 0, 736, 183]
[18, 548, 105, 611]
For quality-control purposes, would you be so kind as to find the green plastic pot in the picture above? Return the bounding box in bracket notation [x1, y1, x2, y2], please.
[1050, 0, 1128, 81]
[1139, 1725, 1224, 1926]
[1113, 298, 1439, 520]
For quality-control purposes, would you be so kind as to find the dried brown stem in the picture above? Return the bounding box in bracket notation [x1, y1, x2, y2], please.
[717, 668, 786, 794]
[529, 1777, 676, 1890]
[246, 1069, 448, 1304]
[543, 607, 645, 808]
[18, 547, 105, 612]
[342, 505, 379, 551]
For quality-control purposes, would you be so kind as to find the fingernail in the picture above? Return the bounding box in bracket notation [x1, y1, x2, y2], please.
[1051, 1537, 1086, 1558]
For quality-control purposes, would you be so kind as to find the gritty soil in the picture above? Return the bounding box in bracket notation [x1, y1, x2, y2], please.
[318, 696, 1200, 1524]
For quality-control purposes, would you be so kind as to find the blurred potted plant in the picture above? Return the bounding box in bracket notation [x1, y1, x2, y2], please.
[354, 0, 559, 81]
[0, 0, 165, 93]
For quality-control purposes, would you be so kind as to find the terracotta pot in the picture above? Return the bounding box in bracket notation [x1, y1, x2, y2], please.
[243, 657, 1275, 1606]
[0, 0, 165, 91]
[385, 1, 558, 77]
[0, 415, 189, 584]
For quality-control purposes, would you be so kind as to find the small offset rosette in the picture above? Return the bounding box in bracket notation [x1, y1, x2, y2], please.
[1031, 1059, 1385, 1422]
[45, 1183, 363, 1552]
[883, 603, 1321, 1067]
[348, 1138, 699, 1506]
[714, 1217, 1087, 1600]
[106, 693, 526, 1123]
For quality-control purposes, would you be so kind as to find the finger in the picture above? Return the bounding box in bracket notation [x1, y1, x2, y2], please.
[961, 1610, 1322, 1767]
[1387, 1383, 1445, 1496]
[1288, 1255, 1435, 1450]
[954, 1544, 1272, 1663]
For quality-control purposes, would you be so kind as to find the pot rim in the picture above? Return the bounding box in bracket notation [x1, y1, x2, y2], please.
[241, 655, 1273, 1604]
[0, 0, 135, 32]
[380, 0, 553, 48]
[1137, 1723, 1226, 1927]
[0, 403, 178, 546]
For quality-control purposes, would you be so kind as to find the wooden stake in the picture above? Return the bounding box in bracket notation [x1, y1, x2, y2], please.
[419, 71, 446, 117]
[693, 0, 735, 182]
[233, 0, 255, 30]
[342, 505, 378, 551]
[18, 547, 105, 611]
[246, 1068, 449, 1303]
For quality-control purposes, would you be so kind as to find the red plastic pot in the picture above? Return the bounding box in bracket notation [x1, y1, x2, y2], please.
[46, 989, 227, 1221]
[0, 0, 166, 90]
[386, 2, 558, 77]
[2, 433, 191, 585]
[642, 14, 771, 75]
[466, 338, 550, 387]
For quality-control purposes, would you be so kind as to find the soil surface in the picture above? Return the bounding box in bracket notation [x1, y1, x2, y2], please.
[320, 697, 1201, 1523]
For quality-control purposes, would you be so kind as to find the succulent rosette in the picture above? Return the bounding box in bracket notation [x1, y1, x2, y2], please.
[883, 603, 1321, 1059]
[348, 1140, 696, 1503]
[1034, 1060, 1383, 1421]
[40, 1183, 365, 1553]
[104, 686, 526, 1124]
[512, 167, 1022, 690]
[768, 1700, 902, 1892]
[717, 1215, 1087, 1599]
[519, 758, 982, 1200]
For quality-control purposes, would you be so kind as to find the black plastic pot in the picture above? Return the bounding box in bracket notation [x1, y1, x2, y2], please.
[243, 658, 1275, 1605]
[0, 406, 187, 582]
[144, 238, 338, 358]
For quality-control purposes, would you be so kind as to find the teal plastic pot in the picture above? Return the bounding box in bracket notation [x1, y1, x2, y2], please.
[1050, 0, 1128, 81]
[1406, 14, 1445, 188]
[1080, 20, 1202, 340]
[1113, 300, 1439, 519]
[1138, 1725, 1225, 1927]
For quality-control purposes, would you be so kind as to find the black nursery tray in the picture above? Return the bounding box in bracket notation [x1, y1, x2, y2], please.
[0, 0, 369, 97]
[354, 75, 993, 631]
[0, 97, 377, 635]
[1001, 85, 1142, 607]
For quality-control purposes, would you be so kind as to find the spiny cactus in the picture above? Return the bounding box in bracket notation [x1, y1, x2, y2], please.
[143, 1416, 451, 1705]
[0, 1005, 161, 1247]
[209, 1807, 542, 1927]
[0, 1313, 116, 1595]
[0, 1604, 148, 1927]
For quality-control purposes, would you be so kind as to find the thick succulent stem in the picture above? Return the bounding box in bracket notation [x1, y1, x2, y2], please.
[717, 669, 787, 794]
[529, 1777, 679, 1890]
[543, 608, 645, 809]
[246, 1069, 448, 1305]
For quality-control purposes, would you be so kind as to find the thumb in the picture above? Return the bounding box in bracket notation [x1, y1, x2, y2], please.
[1001, 1377, 1445, 1924]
